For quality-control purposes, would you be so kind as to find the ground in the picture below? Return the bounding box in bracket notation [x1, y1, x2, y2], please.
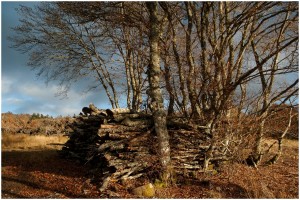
[1, 133, 298, 198]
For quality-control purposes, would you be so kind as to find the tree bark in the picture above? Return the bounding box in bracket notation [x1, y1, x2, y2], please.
[146, 2, 171, 183]
[160, 2, 188, 117]
[266, 108, 294, 165]
[185, 2, 201, 118]
[161, 50, 175, 116]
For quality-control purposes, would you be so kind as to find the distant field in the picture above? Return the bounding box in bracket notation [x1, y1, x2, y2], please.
[1, 133, 68, 151]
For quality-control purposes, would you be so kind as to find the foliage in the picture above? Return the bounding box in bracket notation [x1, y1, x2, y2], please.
[30, 113, 53, 120]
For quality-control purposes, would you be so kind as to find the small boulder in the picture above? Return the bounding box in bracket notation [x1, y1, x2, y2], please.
[132, 183, 155, 198]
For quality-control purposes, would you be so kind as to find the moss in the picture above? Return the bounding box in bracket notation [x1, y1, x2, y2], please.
[207, 163, 214, 170]
[132, 183, 155, 197]
[143, 183, 155, 197]
[154, 179, 166, 188]
[206, 163, 218, 175]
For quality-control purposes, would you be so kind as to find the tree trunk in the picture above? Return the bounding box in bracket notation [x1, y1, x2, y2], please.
[266, 108, 295, 165]
[185, 2, 201, 118]
[146, 2, 171, 183]
[161, 51, 175, 116]
[160, 2, 189, 117]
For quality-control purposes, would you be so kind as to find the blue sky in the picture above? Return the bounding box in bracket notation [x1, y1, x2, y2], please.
[1, 2, 112, 116]
[1, 2, 298, 116]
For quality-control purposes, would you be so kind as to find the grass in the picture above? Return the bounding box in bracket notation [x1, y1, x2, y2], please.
[1, 133, 68, 151]
[1, 133, 103, 198]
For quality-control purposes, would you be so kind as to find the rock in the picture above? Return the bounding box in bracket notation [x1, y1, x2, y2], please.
[132, 183, 155, 198]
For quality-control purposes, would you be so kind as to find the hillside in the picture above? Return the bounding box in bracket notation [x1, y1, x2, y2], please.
[1, 112, 74, 135]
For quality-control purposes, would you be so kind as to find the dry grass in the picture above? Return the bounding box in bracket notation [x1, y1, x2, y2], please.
[1, 133, 68, 151]
[1, 132, 298, 198]
[1, 133, 101, 198]
[214, 138, 299, 198]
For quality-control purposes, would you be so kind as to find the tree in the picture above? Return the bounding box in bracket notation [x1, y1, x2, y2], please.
[243, 2, 298, 166]
[58, 1, 173, 181]
[10, 3, 121, 108]
[179, 2, 298, 168]
[263, 104, 298, 164]
[146, 2, 171, 182]
[10, 1, 298, 173]
[57, 2, 149, 111]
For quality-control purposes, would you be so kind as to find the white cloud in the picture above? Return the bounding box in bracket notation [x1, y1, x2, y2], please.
[1, 76, 14, 94]
[2, 77, 113, 116]
[3, 97, 23, 105]
[2, 63, 116, 116]
[21, 84, 52, 98]
[2, 77, 75, 116]
[17, 83, 87, 116]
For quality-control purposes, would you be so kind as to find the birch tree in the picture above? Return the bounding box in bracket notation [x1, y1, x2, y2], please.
[10, 3, 120, 108]
[11, 2, 298, 171]
[146, 2, 171, 182]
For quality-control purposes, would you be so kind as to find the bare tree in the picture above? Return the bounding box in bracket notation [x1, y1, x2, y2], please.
[244, 2, 298, 166]
[10, 3, 120, 108]
[10, 1, 298, 173]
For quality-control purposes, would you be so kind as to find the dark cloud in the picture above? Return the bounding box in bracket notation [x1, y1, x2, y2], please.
[2, 2, 33, 75]
[1, 2, 113, 116]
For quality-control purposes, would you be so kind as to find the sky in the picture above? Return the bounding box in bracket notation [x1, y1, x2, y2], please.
[1, 1, 112, 117]
[1, 1, 298, 117]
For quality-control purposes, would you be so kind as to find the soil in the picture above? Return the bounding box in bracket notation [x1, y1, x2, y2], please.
[1, 137, 298, 198]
